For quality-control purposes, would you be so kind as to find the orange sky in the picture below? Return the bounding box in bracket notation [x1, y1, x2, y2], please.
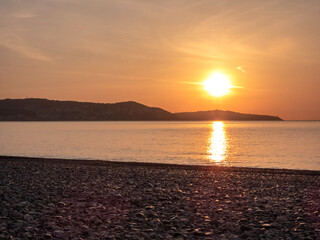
[0, 0, 319, 120]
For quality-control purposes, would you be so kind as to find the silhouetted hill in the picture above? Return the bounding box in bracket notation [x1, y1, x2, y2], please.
[0, 98, 282, 121]
[0, 98, 176, 121]
[175, 110, 282, 121]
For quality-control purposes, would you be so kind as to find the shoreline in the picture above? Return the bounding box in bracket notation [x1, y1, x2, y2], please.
[1, 155, 319, 239]
[1, 155, 319, 176]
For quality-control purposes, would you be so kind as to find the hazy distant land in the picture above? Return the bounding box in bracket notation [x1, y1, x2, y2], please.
[0, 98, 282, 121]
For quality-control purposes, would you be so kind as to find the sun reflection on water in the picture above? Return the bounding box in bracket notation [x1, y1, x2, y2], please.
[208, 122, 227, 163]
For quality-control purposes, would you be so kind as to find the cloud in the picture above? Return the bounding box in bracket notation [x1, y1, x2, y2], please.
[236, 66, 247, 73]
[59, 70, 147, 81]
[0, 38, 52, 62]
[12, 12, 38, 19]
[0, 5, 50, 61]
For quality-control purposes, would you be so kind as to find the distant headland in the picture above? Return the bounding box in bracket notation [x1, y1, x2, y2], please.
[0, 98, 282, 121]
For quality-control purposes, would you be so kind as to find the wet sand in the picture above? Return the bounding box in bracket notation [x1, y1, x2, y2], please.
[0, 156, 319, 239]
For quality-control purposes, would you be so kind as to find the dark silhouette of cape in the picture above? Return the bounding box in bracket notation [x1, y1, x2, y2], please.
[0, 98, 282, 121]
[175, 111, 281, 121]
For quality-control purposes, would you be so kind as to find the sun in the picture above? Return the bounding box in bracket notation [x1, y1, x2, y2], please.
[203, 72, 232, 97]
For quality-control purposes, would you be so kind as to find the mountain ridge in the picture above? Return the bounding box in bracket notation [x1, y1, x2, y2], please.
[0, 98, 282, 121]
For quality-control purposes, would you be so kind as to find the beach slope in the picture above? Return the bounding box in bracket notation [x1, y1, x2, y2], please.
[0, 156, 319, 239]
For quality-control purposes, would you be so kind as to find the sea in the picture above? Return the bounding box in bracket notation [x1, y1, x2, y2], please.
[0, 121, 319, 170]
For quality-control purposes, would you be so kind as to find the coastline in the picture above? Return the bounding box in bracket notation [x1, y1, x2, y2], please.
[1, 155, 320, 175]
[1, 156, 319, 239]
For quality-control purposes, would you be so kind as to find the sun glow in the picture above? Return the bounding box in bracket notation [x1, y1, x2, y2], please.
[203, 72, 232, 97]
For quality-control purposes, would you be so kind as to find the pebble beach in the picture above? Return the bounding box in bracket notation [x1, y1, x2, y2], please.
[0, 156, 319, 240]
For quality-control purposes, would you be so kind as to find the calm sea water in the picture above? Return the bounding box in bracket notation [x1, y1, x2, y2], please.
[0, 121, 319, 170]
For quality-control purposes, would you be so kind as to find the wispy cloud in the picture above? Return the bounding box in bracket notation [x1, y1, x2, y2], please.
[177, 81, 202, 85]
[12, 12, 37, 19]
[0, 38, 52, 61]
[236, 66, 247, 73]
[59, 70, 147, 81]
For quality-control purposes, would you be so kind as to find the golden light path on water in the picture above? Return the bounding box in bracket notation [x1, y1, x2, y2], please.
[208, 122, 227, 163]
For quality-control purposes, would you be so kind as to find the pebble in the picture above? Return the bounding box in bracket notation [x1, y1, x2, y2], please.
[43, 233, 53, 239]
[0, 157, 319, 239]
[53, 230, 64, 237]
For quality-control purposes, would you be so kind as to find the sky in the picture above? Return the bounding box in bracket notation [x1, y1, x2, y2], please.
[0, 0, 319, 120]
